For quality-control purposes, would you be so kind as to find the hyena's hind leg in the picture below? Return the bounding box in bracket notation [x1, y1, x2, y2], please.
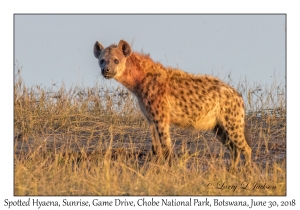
[243, 129, 252, 168]
[241, 133, 252, 170]
[227, 142, 241, 172]
[216, 123, 252, 172]
[214, 124, 229, 145]
[213, 124, 242, 172]
[229, 128, 252, 172]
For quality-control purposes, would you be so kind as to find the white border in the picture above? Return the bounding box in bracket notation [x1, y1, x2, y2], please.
[2, 0, 299, 209]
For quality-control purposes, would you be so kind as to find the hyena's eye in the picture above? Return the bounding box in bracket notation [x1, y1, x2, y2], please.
[114, 59, 119, 64]
[100, 59, 105, 65]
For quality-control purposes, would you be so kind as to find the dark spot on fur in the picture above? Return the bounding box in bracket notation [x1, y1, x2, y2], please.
[141, 79, 149, 88]
[170, 91, 176, 97]
[152, 76, 157, 83]
[234, 134, 238, 139]
[146, 72, 153, 78]
[159, 132, 163, 137]
[225, 115, 229, 121]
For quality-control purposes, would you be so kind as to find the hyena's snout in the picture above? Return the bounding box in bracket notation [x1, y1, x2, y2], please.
[101, 67, 109, 78]
[101, 64, 116, 79]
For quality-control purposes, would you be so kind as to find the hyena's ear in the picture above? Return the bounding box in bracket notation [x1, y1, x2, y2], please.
[93, 41, 104, 59]
[118, 40, 132, 57]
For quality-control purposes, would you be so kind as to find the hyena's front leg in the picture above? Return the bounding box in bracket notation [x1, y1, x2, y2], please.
[149, 122, 161, 156]
[150, 119, 172, 160]
[154, 121, 172, 159]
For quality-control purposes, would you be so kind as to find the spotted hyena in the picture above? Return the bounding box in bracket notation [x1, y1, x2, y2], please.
[93, 40, 252, 171]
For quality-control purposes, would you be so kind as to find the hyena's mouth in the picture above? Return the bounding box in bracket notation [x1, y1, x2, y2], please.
[101, 70, 116, 79]
[102, 73, 116, 79]
[103, 75, 113, 79]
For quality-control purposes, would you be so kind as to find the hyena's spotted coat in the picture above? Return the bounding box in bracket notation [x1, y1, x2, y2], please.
[93, 40, 252, 171]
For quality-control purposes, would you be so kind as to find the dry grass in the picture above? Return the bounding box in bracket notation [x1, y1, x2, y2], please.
[14, 69, 286, 196]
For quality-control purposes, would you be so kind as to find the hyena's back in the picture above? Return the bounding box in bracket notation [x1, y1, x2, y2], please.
[165, 70, 245, 132]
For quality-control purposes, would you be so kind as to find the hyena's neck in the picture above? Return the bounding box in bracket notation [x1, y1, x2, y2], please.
[114, 52, 149, 95]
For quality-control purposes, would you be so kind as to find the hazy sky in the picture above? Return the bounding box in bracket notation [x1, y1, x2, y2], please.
[14, 14, 285, 89]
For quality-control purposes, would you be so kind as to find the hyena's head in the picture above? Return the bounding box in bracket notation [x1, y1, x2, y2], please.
[93, 40, 132, 79]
